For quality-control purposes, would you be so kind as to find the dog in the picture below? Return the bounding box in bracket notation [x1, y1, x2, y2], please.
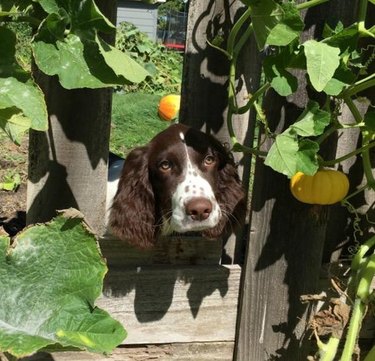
[107, 124, 246, 249]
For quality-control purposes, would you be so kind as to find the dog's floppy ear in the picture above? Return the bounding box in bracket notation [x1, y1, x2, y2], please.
[109, 146, 156, 248]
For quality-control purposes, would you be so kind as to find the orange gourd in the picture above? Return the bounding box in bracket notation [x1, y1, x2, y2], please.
[290, 169, 349, 205]
[158, 94, 181, 121]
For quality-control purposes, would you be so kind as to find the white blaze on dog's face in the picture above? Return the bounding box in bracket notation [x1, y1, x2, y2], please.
[166, 132, 222, 234]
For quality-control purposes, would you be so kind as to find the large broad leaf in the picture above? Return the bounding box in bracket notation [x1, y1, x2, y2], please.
[35, 0, 60, 14]
[295, 139, 319, 175]
[266, 3, 304, 47]
[291, 101, 330, 137]
[33, 33, 120, 89]
[304, 40, 340, 92]
[264, 130, 299, 177]
[265, 129, 320, 177]
[263, 53, 298, 96]
[0, 209, 126, 358]
[264, 102, 328, 176]
[0, 77, 47, 131]
[32, 0, 147, 90]
[323, 24, 359, 55]
[36, 0, 115, 33]
[33, 32, 149, 89]
[250, 0, 303, 50]
[69, 0, 115, 33]
[323, 62, 356, 96]
[96, 35, 150, 84]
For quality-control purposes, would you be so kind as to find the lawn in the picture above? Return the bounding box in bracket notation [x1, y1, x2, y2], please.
[110, 92, 170, 157]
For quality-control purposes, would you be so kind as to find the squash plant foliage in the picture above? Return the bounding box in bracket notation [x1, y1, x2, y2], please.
[218, 0, 374, 186]
[0, 210, 127, 358]
[0, 0, 149, 144]
[213, 0, 374, 360]
[115, 22, 183, 94]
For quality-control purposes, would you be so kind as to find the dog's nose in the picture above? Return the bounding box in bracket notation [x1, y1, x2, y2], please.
[185, 197, 212, 221]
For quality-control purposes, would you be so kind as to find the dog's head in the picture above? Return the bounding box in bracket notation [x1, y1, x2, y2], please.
[109, 124, 246, 248]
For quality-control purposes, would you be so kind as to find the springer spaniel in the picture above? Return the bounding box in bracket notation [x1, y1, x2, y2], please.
[107, 124, 246, 248]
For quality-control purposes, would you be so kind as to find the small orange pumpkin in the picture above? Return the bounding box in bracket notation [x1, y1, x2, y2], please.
[158, 94, 181, 121]
[290, 169, 349, 205]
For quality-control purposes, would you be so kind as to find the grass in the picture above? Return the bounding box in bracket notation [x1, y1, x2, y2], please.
[110, 92, 170, 157]
[0, 92, 170, 185]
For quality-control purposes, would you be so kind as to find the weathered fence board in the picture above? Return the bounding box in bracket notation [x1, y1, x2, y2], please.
[16, 342, 235, 361]
[99, 235, 223, 267]
[99, 264, 241, 344]
[26, 0, 116, 236]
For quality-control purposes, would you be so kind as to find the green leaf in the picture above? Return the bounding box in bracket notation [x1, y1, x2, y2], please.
[33, 33, 119, 89]
[31, 0, 136, 89]
[265, 129, 320, 178]
[34, 30, 149, 89]
[250, 0, 303, 49]
[304, 40, 340, 92]
[0, 78, 47, 131]
[324, 24, 359, 55]
[70, 0, 115, 33]
[250, 0, 281, 50]
[323, 62, 356, 95]
[0, 209, 126, 358]
[43, 9, 70, 41]
[0, 107, 31, 145]
[295, 139, 319, 175]
[0, 26, 29, 81]
[291, 101, 330, 137]
[322, 21, 344, 39]
[36, 0, 60, 14]
[263, 55, 298, 96]
[266, 3, 304, 47]
[144, 62, 157, 77]
[0, 172, 21, 191]
[96, 36, 150, 84]
[265, 130, 299, 177]
[36, 0, 115, 33]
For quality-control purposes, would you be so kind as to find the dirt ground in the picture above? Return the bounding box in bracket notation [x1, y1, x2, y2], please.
[0, 134, 28, 236]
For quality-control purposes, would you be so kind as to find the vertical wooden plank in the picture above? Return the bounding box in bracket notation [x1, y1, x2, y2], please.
[180, 0, 262, 263]
[234, 1, 362, 360]
[27, 1, 117, 235]
[27, 86, 112, 235]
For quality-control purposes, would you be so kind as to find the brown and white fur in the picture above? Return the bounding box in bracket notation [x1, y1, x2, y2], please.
[107, 124, 246, 249]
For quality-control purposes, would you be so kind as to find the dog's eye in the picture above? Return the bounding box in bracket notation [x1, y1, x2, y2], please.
[159, 160, 172, 171]
[204, 155, 215, 166]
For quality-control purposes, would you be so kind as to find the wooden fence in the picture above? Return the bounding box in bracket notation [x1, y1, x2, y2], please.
[16, 236, 374, 361]
[10, 1, 374, 361]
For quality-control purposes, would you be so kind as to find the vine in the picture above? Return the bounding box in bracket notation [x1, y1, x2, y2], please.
[211, 0, 375, 359]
